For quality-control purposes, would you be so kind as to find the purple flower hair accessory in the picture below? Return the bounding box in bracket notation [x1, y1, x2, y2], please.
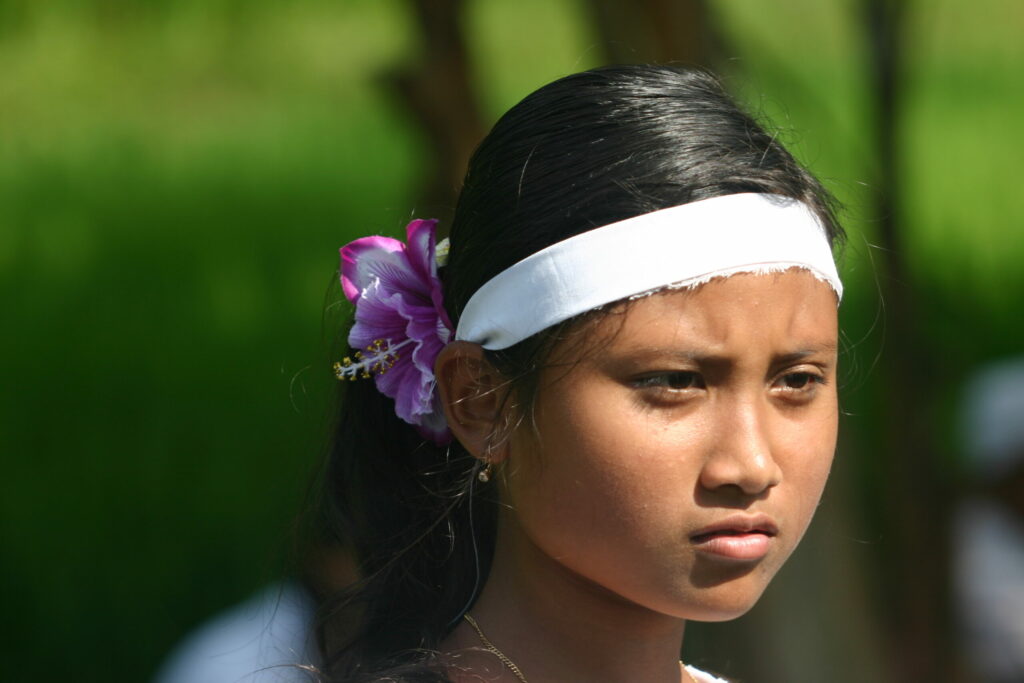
[335, 219, 454, 444]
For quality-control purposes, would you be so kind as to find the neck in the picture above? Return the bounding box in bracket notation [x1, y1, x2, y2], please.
[446, 509, 688, 683]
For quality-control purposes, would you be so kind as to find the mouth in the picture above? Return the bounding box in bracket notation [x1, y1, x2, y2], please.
[690, 515, 779, 561]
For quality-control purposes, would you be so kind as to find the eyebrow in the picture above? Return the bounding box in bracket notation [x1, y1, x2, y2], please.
[623, 344, 838, 366]
[772, 345, 839, 364]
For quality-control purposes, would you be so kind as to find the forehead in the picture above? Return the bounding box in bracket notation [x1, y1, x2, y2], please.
[564, 269, 839, 360]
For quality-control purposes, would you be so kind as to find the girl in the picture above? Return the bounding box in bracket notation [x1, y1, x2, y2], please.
[316, 65, 844, 682]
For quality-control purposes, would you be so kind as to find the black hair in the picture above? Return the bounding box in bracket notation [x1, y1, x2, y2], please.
[311, 65, 843, 682]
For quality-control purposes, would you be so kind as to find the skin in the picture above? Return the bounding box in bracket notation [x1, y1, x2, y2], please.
[438, 269, 839, 683]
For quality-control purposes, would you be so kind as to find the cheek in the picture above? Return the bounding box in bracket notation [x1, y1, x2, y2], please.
[779, 405, 838, 534]
[504, 388, 694, 567]
[506, 407, 631, 536]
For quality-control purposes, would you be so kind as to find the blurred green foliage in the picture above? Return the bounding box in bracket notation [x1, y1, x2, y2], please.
[1, 0, 1021, 681]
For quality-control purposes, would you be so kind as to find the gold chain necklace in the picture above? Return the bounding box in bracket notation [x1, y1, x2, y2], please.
[463, 613, 529, 683]
[461, 613, 698, 683]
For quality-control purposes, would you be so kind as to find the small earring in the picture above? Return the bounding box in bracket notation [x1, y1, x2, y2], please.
[477, 462, 493, 483]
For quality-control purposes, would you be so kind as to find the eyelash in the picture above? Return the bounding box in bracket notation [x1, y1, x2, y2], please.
[632, 371, 705, 391]
[776, 372, 826, 391]
[631, 370, 827, 397]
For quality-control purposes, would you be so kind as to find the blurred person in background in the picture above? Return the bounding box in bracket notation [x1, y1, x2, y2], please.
[153, 543, 355, 683]
[954, 356, 1024, 682]
[153, 580, 317, 683]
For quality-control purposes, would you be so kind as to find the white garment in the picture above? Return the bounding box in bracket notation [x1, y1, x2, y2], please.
[153, 582, 317, 683]
[685, 664, 730, 683]
[953, 498, 1024, 682]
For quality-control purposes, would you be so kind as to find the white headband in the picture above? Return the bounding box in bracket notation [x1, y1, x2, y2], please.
[455, 193, 842, 350]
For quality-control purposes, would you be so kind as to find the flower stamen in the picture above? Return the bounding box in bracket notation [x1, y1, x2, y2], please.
[334, 338, 414, 381]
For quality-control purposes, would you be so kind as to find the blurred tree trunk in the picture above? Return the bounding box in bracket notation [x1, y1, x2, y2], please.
[863, 1, 966, 680]
[387, 0, 719, 222]
[384, 0, 485, 224]
[584, 0, 718, 66]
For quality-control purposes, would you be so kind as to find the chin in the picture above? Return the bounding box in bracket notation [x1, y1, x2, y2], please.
[676, 570, 775, 622]
[622, 555, 783, 622]
[686, 599, 761, 623]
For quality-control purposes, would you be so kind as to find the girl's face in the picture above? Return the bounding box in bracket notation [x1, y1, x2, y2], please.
[501, 269, 839, 621]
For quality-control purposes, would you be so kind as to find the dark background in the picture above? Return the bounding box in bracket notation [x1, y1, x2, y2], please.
[1, 1, 1021, 681]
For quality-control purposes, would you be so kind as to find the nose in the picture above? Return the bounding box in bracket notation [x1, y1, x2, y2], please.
[699, 397, 782, 496]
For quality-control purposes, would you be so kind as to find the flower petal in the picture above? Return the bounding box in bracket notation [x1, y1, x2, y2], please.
[348, 289, 409, 351]
[340, 236, 407, 303]
[416, 398, 452, 444]
[407, 313, 447, 376]
[406, 219, 455, 333]
[405, 219, 438, 283]
[375, 354, 424, 421]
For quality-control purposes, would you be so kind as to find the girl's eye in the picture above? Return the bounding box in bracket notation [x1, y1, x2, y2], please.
[633, 371, 705, 391]
[775, 371, 825, 395]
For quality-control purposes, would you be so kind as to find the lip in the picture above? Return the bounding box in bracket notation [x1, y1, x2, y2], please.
[690, 513, 779, 561]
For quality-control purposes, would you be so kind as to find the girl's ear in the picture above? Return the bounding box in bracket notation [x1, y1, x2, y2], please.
[435, 341, 511, 463]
